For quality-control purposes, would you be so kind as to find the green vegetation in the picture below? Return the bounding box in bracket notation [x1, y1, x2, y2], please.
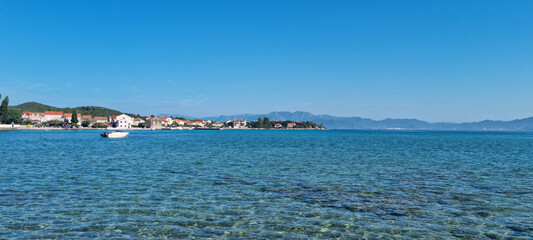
[7, 108, 22, 124]
[247, 119, 326, 129]
[81, 120, 91, 127]
[0, 95, 20, 124]
[0, 94, 8, 123]
[12, 102, 145, 119]
[71, 110, 79, 125]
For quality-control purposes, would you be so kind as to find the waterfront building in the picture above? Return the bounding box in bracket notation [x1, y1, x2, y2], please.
[231, 119, 247, 129]
[160, 116, 173, 126]
[287, 122, 296, 128]
[275, 123, 282, 128]
[190, 120, 205, 127]
[81, 115, 94, 124]
[62, 113, 82, 123]
[44, 111, 64, 122]
[109, 115, 118, 123]
[172, 119, 185, 126]
[212, 122, 223, 128]
[93, 116, 108, 124]
[133, 118, 145, 126]
[22, 112, 45, 123]
[113, 114, 133, 129]
[146, 117, 163, 129]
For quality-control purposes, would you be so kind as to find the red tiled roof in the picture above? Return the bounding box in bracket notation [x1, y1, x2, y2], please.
[45, 111, 63, 115]
[93, 117, 107, 120]
[23, 112, 44, 115]
[147, 117, 156, 120]
[81, 115, 92, 119]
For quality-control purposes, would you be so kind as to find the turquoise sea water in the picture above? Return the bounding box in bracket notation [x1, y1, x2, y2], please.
[0, 130, 532, 239]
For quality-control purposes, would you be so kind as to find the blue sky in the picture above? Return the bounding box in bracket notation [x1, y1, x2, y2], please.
[1, 1, 532, 122]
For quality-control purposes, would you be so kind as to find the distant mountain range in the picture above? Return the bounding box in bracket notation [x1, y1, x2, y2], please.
[162, 111, 533, 131]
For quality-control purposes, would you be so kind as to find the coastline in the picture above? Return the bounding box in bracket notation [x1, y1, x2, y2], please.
[0, 126, 328, 131]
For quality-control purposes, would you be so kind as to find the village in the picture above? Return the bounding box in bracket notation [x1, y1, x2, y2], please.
[18, 111, 317, 130]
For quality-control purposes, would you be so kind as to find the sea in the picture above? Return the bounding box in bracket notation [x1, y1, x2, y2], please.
[0, 130, 532, 239]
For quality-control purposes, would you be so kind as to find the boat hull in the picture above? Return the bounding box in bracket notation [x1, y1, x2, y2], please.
[101, 131, 129, 138]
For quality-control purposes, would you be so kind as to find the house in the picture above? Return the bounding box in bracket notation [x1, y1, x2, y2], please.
[22, 112, 45, 123]
[172, 119, 185, 126]
[231, 119, 247, 129]
[190, 120, 204, 127]
[62, 113, 82, 123]
[191, 119, 206, 126]
[133, 118, 145, 126]
[113, 114, 133, 129]
[44, 111, 64, 122]
[146, 117, 163, 129]
[81, 115, 94, 124]
[159, 116, 173, 126]
[287, 122, 296, 128]
[212, 122, 223, 128]
[109, 115, 119, 123]
[274, 123, 282, 128]
[93, 116, 108, 124]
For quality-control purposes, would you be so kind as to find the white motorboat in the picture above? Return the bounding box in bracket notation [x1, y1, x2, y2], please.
[101, 131, 129, 138]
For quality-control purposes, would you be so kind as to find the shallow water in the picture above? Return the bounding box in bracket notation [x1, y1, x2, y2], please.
[1, 130, 532, 239]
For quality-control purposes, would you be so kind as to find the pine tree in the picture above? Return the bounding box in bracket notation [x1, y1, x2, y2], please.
[0, 96, 9, 124]
[263, 117, 270, 129]
[257, 117, 263, 128]
[71, 110, 79, 125]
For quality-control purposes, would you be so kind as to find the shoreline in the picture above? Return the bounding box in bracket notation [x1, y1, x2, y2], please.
[1, 126, 328, 131]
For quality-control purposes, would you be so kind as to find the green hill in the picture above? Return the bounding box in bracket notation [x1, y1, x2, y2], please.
[12, 102, 145, 119]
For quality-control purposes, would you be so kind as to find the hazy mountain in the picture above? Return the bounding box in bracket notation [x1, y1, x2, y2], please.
[162, 111, 533, 131]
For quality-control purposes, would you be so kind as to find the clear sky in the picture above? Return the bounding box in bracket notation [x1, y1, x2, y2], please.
[1, 1, 532, 122]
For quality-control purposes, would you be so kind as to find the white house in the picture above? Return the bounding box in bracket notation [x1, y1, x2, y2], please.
[173, 119, 185, 126]
[212, 122, 223, 128]
[44, 111, 64, 122]
[189, 120, 205, 127]
[114, 114, 133, 129]
[133, 118, 145, 126]
[22, 112, 45, 123]
[93, 116, 108, 124]
[159, 116, 173, 126]
[62, 113, 82, 124]
[232, 119, 247, 129]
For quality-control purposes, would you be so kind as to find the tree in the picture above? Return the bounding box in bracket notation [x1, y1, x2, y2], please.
[263, 117, 271, 129]
[71, 110, 79, 125]
[257, 117, 263, 128]
[81, 120, 91, 127]
[0, 96, 9, 124]
[5, 108, 21, 124]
